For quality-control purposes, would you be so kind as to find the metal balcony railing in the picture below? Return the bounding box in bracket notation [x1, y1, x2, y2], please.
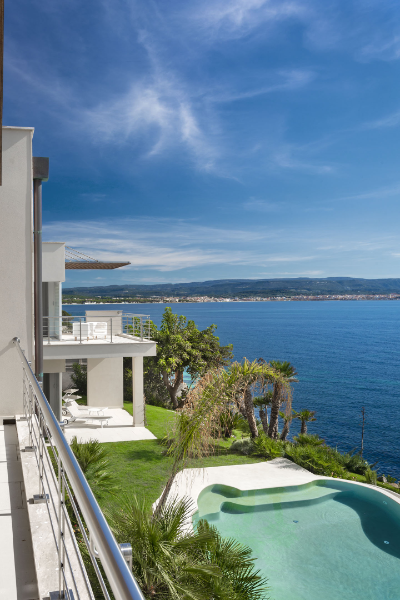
[43, 314, 151, 344]
[13, 337, 145, 600]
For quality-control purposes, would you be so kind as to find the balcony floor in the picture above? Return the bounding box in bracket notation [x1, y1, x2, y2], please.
[44, 333, 149, 346]
[0, 424, 39, 600]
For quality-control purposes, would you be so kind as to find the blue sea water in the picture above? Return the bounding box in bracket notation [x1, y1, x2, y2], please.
[64, 301, 400, 476]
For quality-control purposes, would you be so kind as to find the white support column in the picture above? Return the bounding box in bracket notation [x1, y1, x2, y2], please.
[132, 356, 144, 427]
[87, 357, 123, 408]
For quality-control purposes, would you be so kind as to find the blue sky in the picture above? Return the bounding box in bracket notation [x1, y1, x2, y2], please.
[6, 0, 400, 286]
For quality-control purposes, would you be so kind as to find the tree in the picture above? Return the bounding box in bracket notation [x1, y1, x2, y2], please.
[157, 361, 286, 512]
[294, 409, 316, 435]
[267, 361, 297, 440]
[253, 392, 273, 435]
[107, 495, 269, 600]
[70, 362, 87, 395]
[152, 307, 233, 409]
[279, 410, 293, 441]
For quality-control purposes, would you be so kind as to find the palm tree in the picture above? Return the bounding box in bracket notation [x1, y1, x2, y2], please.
[279, 410, 293, 441]
[294, 409, 316, 435]
[253, 391, 273, 435]
[228, 359, 281, 439]
[106, 495, 269, 600]
[268, 361, 297, 440]
[157, 360, 283, 512]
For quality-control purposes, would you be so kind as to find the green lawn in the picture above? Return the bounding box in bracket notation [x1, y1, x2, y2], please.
[100, 404, 263, 511]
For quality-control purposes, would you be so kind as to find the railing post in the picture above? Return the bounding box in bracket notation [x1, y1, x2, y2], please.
[79, 318, 82, 344]
[47, 316, 51, 345]
[140, 317, 143, 341]
[110, 317, 113, 343]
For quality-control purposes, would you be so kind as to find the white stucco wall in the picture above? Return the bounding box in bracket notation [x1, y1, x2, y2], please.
[0, 127, 34, 417]
[42, 242, 65, 283]
[87, 357, 124, 408]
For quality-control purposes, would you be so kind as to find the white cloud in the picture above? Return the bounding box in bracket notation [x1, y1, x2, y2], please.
[188, 0, 307, 40]
[43, 217, 314, 272]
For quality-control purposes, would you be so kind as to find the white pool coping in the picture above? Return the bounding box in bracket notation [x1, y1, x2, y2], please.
[154, 458, 400, 513]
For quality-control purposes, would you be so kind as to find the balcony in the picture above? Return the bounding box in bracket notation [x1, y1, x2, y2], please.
[42, 314, 156, 360]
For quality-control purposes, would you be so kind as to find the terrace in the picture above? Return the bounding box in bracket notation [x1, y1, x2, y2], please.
[42, 312, 156, 360]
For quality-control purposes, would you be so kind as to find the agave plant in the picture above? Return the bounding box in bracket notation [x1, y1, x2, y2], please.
[106, 495, 270, 600]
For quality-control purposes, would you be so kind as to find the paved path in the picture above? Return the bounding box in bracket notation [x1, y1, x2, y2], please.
[0, 424, 38, 600]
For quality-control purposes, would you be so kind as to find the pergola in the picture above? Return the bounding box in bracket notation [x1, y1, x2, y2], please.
[65, 246, 130, 270]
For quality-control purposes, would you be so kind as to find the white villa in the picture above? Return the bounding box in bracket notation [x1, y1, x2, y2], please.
[0, 126, 154, 600]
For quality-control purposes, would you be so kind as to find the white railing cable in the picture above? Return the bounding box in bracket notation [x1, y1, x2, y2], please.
[13, 337, 145, 600]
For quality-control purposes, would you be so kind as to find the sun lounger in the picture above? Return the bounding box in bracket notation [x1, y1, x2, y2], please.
[64, 399, 109, 416]
[63, 402, 112, 428]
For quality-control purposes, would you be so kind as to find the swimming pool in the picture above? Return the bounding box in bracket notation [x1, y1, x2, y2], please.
[193, 480, 400, 600]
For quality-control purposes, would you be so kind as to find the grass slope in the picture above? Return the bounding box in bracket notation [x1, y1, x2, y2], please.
[101, 404, 262, 511]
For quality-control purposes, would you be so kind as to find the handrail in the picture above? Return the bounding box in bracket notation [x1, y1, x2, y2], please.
[13, 337, 145, 600]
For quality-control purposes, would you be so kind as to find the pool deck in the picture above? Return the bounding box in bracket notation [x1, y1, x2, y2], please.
[156, 458, 400, 511]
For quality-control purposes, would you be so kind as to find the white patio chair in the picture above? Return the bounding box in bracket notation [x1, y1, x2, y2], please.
[93, 321, 107, 339]
[72, 322, 94, 341]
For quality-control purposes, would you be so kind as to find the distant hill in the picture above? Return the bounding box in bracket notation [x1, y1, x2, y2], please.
[63, 277, 400, 298]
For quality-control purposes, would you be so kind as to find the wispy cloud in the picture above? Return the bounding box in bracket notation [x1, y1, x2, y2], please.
[359, 35, 400, 62]
[272, 145, 334, 174]
[188, 0, 308, 40]
[331, 182, 400, 203]
[363, 110, 400, 130]
[43, 217, 314, 272]
[243, 198, 284, 212]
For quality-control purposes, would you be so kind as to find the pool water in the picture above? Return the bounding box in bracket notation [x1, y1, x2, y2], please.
[193, 480, 400, 600]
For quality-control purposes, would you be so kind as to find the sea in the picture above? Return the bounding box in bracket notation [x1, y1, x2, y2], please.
[63, 301, 400, 477]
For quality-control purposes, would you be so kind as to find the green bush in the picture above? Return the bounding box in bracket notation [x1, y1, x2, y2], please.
[70, 437, 116, 499]
[340, 452, 370, 475]
[251, 434, 286, 459]
[230, 438, 254, 456]
[284, 444, 349, 478]
[364, 467, 378, 485]
[70, 362, 87, 395]
[294, 434, 324, 447]
[106, 495, 269, 600]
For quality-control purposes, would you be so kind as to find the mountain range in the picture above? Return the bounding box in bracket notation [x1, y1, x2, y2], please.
[63, 277, 400, 298]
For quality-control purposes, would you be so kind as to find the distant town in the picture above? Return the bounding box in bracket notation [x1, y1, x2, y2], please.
[63, 293, 400, 304]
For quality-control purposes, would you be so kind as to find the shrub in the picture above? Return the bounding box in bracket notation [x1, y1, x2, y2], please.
[294, 434, 324, 447]
[230, 438, 254, 456]
[106, 495, 270, 600]
[215, 409, 243, 438]
[284, 444, 349, 478]
[364, 467, 378, 485]
[340, 452, 370, 475]
[251, 434, 285, 459]
[70, 437, 116, 499]
[70, 362, 87, 395]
